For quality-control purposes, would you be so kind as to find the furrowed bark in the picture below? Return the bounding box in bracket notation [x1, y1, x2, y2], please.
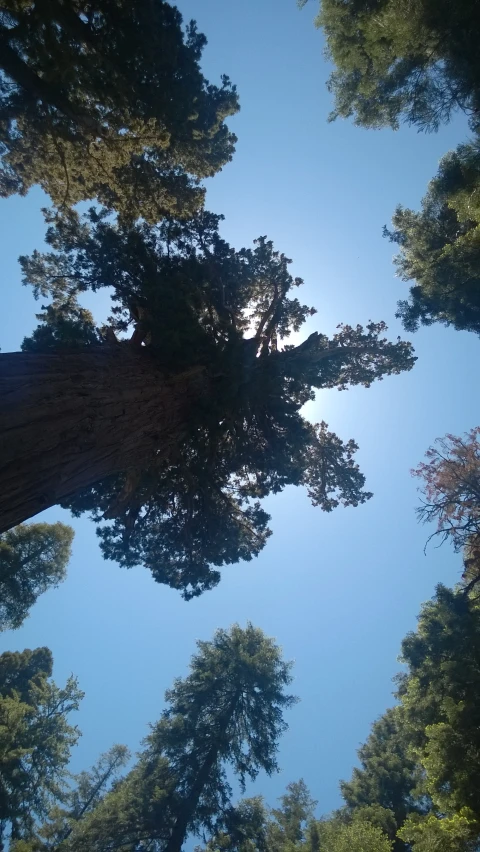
[0, 345, 208, 532]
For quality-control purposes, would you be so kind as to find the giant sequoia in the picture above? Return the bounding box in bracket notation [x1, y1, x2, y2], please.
[0, 0, 238, 220]
[0, 209, 415, 596]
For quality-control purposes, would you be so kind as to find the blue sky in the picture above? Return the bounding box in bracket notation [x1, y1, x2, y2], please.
[1, 0, 480, 822]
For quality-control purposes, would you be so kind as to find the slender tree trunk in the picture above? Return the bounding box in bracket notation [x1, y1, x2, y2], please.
[0, 345, 208, 533]
[163, 745, 220, 852]
[163, 694, 240, 852]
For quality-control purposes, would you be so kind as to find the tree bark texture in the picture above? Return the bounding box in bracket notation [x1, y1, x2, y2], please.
[0, 346, 208, 533]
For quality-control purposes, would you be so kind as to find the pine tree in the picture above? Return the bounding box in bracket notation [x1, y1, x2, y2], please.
[397, 584, 480, 821]
[202, 781, 393, 852]
[339, 707, 423, 850]
[198, 797, 269, 852]
[0, 648, 83, 847]
[155, 623, 296, 852]
[21, 624, 295, 852]
[302, 0, 480, 132]
[0, 522, 74, 630]
[0, 209, 415, 597]
[385, 140, 480, 336]
[316, 819, 392, 852]
[199, 781, 316, 852]
[0, 0, 238, 221]
[11, 745, 130, 852]
[267, 780, 316, 852]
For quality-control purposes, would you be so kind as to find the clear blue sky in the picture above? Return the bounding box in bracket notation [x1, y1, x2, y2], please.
[1, 0, 480, 823]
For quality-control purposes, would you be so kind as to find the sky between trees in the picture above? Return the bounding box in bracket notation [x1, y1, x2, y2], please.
[1, 0, 480, 845]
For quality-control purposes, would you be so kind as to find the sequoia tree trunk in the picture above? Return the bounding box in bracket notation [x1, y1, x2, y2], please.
[0, 345, 208, 533]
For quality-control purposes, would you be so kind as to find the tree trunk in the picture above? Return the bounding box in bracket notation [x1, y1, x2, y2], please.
[163, 745, 220, 852]
[163, 693, 240, 852]
[0, 346, 208, 533]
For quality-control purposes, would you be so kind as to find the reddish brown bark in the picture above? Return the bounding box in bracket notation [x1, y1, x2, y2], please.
[0, 345, 208, 533]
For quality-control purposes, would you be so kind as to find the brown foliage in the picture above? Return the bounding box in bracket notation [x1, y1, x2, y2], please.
[413, 428, 480, 556]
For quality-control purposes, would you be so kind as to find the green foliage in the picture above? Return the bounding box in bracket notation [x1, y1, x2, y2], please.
[54, 752, 176, 852]
[0, 522, 74, 630]
[304, 0, 480, 132]
[268, 781, 317, 851]
[17, 208, 415, 597]
[398, 811, 480, 852]
[152, 623, 296, 852]
[340, 707, 423, 839]
[11, 745, 130, 852]
[386, 140, 480, 335]
[334, 581, 480, 851]
[199, 780, 315, 852]
[397, 584, 480, 820]
[0, 0, 238, 220]
[21, 299, 102, 352]
[199, 797, 270, 852]
[316, 819, 392, 852]
[202, 781, 394, 852]
[18, 624, 294, 852]
[0, 647, 83, 846]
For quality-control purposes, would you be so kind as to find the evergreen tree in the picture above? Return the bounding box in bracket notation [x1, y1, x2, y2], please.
[0, 648, 83, 847]
[316, 819, 392, 852]
[0, 522, 74, 630]
[268, 780, 316, 851]
[198, 781, 316, 852]
[301, 0, 480, 132]
[397, 584, 480, 821]
[20, 624, 294, 852]
[0, 0, 238, 221]
[196, 584, 480, 852]
[11, 745, 130, 852]
[0, 209, 415, 597]
[398, 811, 479, 852]
[385, 140, 480, 336]
[154, 623, 296, 852]
[339, 707, 423, 850]
[200, 781, 394, 852]
[199, 797, 269, 852]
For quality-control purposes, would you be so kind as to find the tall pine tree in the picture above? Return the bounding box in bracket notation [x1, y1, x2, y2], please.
[0, 648, 83, 847]
[15, 624, 295, 852]
[0, 522, 74, 630]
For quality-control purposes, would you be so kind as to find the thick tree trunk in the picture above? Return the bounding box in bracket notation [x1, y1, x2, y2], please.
[0, 346, 208, 533]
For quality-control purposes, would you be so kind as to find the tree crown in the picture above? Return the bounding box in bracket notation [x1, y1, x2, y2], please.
[19, 208, 415, 597]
